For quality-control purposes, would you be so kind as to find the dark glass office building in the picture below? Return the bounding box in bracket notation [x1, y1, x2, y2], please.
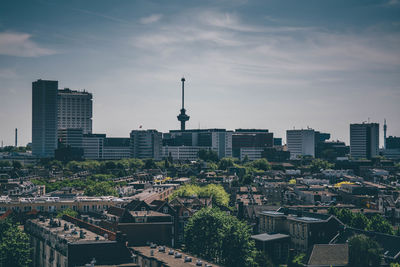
[32, 80, 58, 157]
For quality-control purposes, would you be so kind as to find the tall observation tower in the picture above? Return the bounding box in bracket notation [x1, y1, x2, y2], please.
[177, 77, 190, 131]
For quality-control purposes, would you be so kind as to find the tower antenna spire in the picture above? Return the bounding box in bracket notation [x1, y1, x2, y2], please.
[384, 119, 387, 149]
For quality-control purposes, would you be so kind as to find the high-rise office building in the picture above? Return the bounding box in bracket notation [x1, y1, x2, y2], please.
[232, 129, 273, 159]
[286, 129, 315, 159]
[32, 80, 58, 157]
[350, 123, 379, 159]
[130, 130, 162, 160]
[165, 129, 233, 159]
[58, 128, 83, 148]
[58, 88, 93, 134]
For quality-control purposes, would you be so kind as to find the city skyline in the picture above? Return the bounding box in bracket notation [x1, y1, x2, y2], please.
[1, 0, 400, 146]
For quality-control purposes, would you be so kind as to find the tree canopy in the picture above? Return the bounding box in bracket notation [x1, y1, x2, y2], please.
[198, 149, 219, 162]
[0, 219, 31, 267]
[329, 207, 394, 235]
[348, 234, 381, 267]
[184, 208, 257, 267]
[169, 184, 230, 207]
[309, 159, 334, 172]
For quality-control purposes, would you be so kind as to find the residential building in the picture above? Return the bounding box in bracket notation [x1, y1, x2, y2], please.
[258, 209, 343, 252]
[350, 123, 379, 159]
[307, 244, 349, 267]
[251, 233, 290, 264]
[25, 216, 132, 267]
[32, 79, 58, 157]
[286, 129, 315, 159]
[130, 245, 221, 267]
[130, 130, 162, 160]
[101, 205, 174, 247]
[57, 88, 93, 134]
[0, 195, 125, 215]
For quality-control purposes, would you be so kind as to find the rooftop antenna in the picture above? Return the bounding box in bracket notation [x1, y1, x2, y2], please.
[384, 119, 387, 149]
[15, 128, 18, 147]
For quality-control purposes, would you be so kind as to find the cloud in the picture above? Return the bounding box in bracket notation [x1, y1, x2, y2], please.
[0, 32, 56, 57]
[387, 0, 399, 5]
[140, 14, 163, 24]
[0, 68, 17, 79]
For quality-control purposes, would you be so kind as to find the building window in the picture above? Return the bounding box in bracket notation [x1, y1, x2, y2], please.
[163, 207, 168, 214]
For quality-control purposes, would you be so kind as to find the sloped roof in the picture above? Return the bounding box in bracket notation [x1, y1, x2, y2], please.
[308, 244, 348, 266]
[107, 206, 126, 217]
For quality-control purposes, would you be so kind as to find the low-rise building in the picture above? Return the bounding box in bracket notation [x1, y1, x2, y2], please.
[258, 209, 343, 252]
[25, 216, 132, 267]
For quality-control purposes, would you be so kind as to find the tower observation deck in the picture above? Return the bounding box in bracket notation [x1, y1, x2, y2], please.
[177, 77, 190, 131]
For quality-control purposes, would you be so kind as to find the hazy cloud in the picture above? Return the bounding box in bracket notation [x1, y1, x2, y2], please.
[0, 32, 56, 57]
[140, 14, 163, 24]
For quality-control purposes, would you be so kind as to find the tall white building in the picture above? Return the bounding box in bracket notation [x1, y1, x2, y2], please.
[286, 129, 315, 159]
[58, 88, 93, 134]
[350, 123, 379, 159]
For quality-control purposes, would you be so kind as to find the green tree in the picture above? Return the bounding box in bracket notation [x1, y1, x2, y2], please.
[57, 208, 78, 218]
[253, 250, 274, 267]
[250, 158, 271, 171]
[348, 234, 381, 267]
[144, 159, 157, 169]
[351, 212, 369, 229]
[0, 161, 11, 168]
[184, 208, 256, 267]
[218, 157, 236, 170]
[170, 184, 230, 207]
[366, 214, 394, 235]
[12, 160, 22, 170]
[198, 149, 219, 162]
[289, 253, 306, 267]
[0, 219, 31, 267]
[309, 159, 334, 172]
[85, 182, 118, 196]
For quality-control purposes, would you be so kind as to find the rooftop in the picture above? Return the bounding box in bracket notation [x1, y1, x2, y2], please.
[251, 233, 290, 242]
[131, 246, 221, 267]
[29, 218, 107, 244]
[308, 244, 349, 266]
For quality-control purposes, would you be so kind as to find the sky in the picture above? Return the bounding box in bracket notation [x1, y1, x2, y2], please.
[0, 0, 399, 147]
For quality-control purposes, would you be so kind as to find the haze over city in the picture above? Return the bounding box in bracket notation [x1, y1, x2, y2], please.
[1, 0, 400, 146]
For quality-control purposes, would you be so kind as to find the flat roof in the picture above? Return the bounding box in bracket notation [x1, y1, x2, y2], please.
[251, 233, 290, 242]
[290, 216, 323, 222]
[260, 211, 285, 216]
[131, 246, 221, 267]
[30, 218, 107, 243]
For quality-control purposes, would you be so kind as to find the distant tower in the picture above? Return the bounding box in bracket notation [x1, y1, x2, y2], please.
[177, 77, 190, 131]
[384, 119, 387, 149]
[15, 128, 17, 147]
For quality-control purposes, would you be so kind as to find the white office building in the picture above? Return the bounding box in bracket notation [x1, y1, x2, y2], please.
[162, 146, 204, 161]
[58, 88, 93, 134]
[286, 129, 315, 159]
